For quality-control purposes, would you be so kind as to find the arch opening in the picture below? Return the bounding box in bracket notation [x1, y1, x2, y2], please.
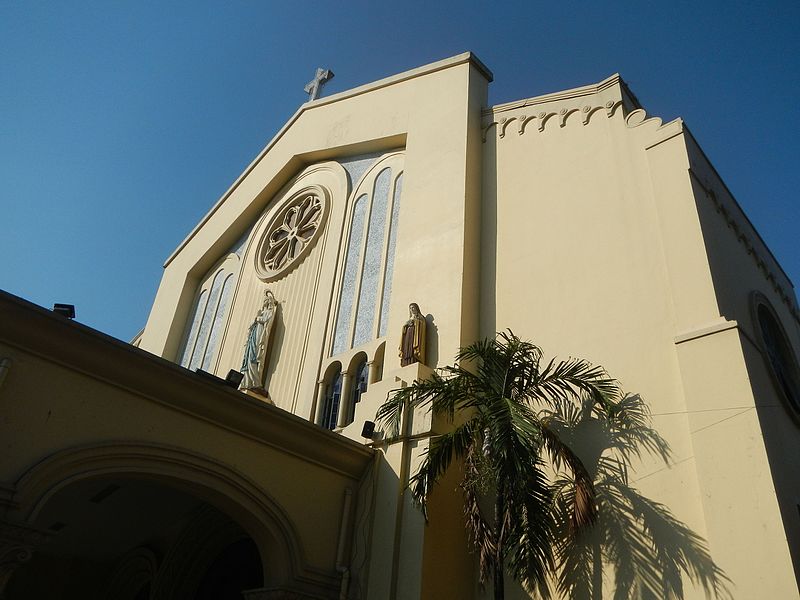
[7, 476, 267, 600]
[6, 444, 315, 599]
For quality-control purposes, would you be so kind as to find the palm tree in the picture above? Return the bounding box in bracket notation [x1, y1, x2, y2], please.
[376, 331, 619, 599]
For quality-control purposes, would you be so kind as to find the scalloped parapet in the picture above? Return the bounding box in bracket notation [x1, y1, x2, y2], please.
[482, 73, 636, 142]
[624, 108, 685, 149]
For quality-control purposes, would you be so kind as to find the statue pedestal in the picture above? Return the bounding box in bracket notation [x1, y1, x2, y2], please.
[243, 389, 273, 405]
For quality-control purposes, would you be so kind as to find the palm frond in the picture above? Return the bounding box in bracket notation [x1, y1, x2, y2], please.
[606, 394, 671, 465]
[375, 330, 727, 600]
[409, 420, 481, 514]
[505, 462, 556, 599]
[531, 356, 619, 412]
[375, 384, 412, 437]
[539, 417, 598, 529]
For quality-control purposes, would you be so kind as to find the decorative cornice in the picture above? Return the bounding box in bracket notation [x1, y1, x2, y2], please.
[624, 108, 686, 150]
[690, 171, 800, 323]
[482, 74, 634, 143]
[482, 100, 623, 142]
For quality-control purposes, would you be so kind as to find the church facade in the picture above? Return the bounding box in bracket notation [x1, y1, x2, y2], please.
[1, 53, 799, 598]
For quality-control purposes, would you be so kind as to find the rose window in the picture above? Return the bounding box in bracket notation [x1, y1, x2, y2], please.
[255, 187, 329, 282]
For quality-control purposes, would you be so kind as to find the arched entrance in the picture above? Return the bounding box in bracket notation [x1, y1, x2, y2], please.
[4, 444, 309, 599]
[7, 477, 263, 599]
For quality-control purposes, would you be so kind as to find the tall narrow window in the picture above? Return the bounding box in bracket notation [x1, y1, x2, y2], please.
[347, 359, 369, 425]
[178, 252, 241, 371]
[179, 289, 209, 367]
[333, 195, 367, 355]
[353, 168, 391, 346]
[332, 152, 404, 355]
[201, 273, 235, 371]
[379, 173, 402, 337]
[188, 269, 225, 370]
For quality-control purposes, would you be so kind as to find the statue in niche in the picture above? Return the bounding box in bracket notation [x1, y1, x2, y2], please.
[240, 290, 277, 395]
[399, 303, 426, 367]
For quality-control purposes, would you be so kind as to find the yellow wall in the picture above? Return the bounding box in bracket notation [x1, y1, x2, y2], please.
[483, 77, 800, 597]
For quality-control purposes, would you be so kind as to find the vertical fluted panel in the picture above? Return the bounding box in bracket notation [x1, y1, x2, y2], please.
[218, 232, 325, 413]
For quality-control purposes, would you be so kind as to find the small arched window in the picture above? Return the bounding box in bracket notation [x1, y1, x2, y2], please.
[321, 366, 343, 431]
[346, 359, 369, 426]
[372, 341, 386, 384]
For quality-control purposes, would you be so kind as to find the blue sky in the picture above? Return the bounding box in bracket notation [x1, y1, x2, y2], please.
[2, 1, 798, 341]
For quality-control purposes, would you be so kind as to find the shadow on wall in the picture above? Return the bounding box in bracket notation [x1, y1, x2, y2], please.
[549, 394, 732, 600]
[425, 313, 438, 368]
[479, 131, 498, 339]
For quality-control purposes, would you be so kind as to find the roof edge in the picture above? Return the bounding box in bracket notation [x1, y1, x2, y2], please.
[164, 52, 492, 267]
[486, 73, 625, 116]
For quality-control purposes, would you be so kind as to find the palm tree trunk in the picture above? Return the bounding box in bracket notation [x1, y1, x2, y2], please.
[493, 491, 505, 600]
[493, 562, 504, 600]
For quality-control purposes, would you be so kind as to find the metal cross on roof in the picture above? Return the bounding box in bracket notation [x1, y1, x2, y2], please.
[304, 68, 334, 101]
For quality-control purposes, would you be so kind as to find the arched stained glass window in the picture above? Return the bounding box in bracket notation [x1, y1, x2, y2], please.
[201, 273, 235, 371]
[755, 298, 800, 418]
[179, 289, 208, 367]
[379, 173, 402, 337]
[333, 195, 367, 354]
[332, 153, 404, 355]
[178, 252, 241, 372]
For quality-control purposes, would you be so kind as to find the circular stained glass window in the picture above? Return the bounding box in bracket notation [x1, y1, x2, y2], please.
[753, 295, 800, 422]
[255, 186, 329, 282]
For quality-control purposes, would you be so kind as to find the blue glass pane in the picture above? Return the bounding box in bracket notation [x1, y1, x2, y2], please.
[230, 228, 251, 257]
[179, 290, 208, 367]
[189, 270, 225, 371]
[201, 273, 235, 371]
[353, 168, 390, 347]
[338, 153, 382, 190]
[379, 173, 402, 337]
[332, 195, 367, 355]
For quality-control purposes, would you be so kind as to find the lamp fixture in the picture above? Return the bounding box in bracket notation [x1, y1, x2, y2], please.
[225, 369, 244, 389]
[361, 420, 376, 439]
[52, 304, 75, 319]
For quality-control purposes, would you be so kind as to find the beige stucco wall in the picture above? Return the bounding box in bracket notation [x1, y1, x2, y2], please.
[483, 80, 704, 526]
[685, 131, 800, 584]
[482, 76, 799, 597]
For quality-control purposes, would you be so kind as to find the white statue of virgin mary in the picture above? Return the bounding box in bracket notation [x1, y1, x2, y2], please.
[240, 290, 277, 393]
